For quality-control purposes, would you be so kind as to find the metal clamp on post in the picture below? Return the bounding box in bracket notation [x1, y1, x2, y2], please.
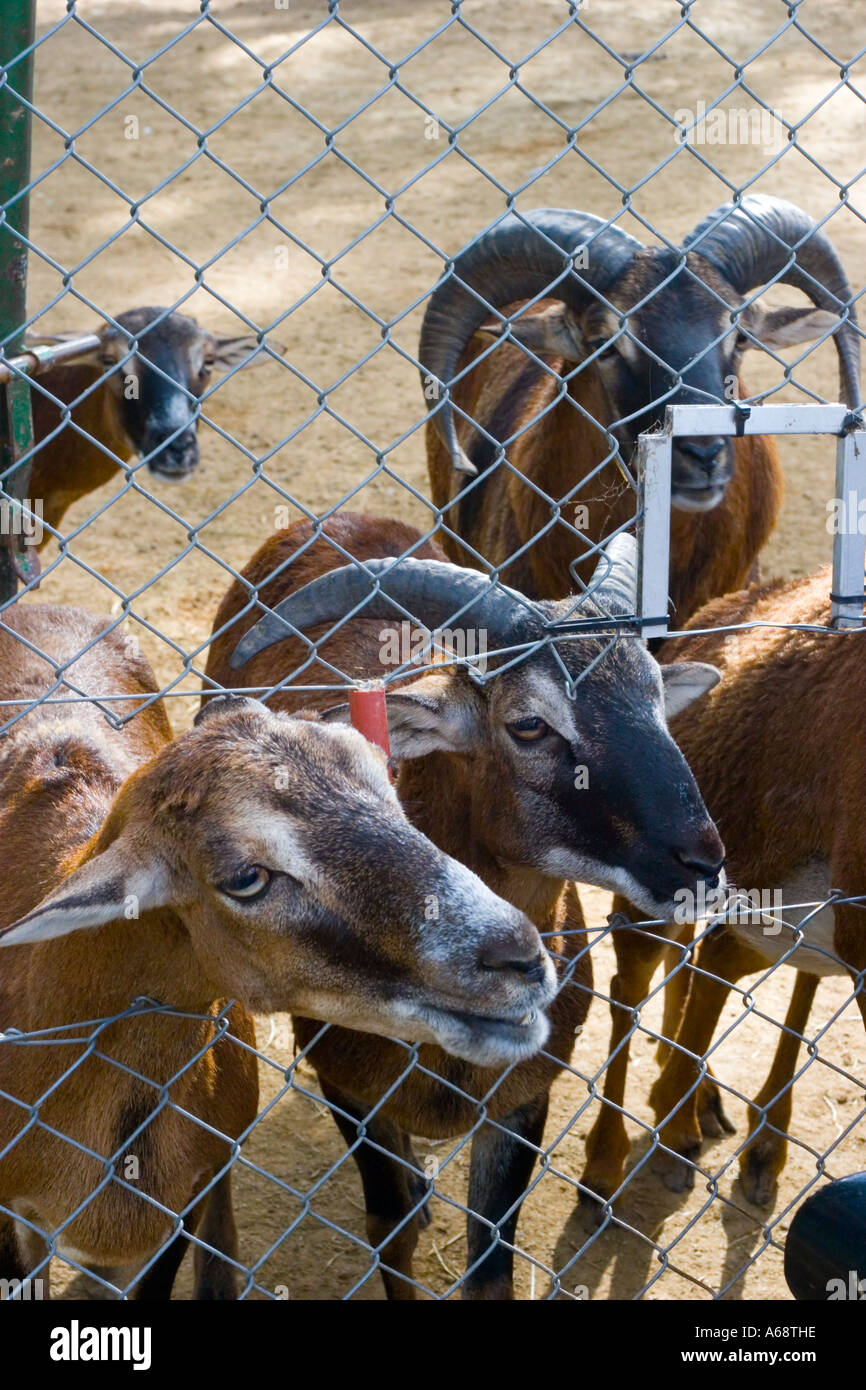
[637, 403, 866, 634]
[732, 400, 751, 437]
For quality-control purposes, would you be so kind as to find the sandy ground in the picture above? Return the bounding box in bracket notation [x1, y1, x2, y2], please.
[17, 0, 866, 1299]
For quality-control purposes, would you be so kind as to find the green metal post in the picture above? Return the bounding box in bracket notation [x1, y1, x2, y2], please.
[0, 0, 37, 599]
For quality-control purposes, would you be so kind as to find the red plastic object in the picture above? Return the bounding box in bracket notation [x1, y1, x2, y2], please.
[348, 682, 393, 782]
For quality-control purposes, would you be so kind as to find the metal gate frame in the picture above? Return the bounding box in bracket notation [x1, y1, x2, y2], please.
[638, 402, 866, 636]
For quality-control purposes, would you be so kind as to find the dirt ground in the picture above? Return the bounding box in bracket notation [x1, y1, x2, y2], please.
[22, 0, 866, 1299]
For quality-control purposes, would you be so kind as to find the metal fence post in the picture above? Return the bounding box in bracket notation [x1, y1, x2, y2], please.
[349, 681, 394, 782]
[831, 426, 866, 628]
[637, 426, 672, 640]
[0, 0, 37, 602]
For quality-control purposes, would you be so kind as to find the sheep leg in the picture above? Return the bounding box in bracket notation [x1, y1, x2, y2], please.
[462, 1092, 548, 1301]
[402, 1134, 431, 1228]
[319, 1078, 423, 1301]
[130, 1235, 196, 1301]
[739, 891, 866, 1212]
[657, 942, 690, 1067]
[192, 1169, 240, 1300]
[0, 1212, 49, 1299]
[579, 921, 671, 1217]
[130, 1167, 238, 1301]
[658, 945, 735, 1139]
[738, 970, 819, 1207]
[649, 925, 766, 1192]
[0, 1213, 26, 1282]
[1, 1216, 51, 1299]
[130, 1191, 206, 1301]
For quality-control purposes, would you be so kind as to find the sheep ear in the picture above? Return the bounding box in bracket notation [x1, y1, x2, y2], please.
[661, 662, 721, 720]
[476, 303, 585, 360]
[319, 703, 351, 726]
[209, 336, 286, 369]
[321, 674, 478, 759]
[194, 693, 267, 726]
[0, 842, 169, 947]
[747, 306, 840, 350]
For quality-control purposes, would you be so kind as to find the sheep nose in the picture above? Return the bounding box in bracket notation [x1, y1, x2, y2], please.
[675, 849, 726, 889]
[164, 429, 198, 459]
[479, 940, 547, 981]
[679, 438, 725, 472]
[153, 430, 199, 474]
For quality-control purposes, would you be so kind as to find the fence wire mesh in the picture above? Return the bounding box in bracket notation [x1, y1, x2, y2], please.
[0, 0, 865, 1301]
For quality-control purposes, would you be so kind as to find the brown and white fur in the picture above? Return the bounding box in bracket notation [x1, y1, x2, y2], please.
[583, 568, 866, 1211]
[28, 307, 279, 540]
[204, 511, 724, 1298]
[427, 297, 832, 624]
[0, 604, 553, 1298]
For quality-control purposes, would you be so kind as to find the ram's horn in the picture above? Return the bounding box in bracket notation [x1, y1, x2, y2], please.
[420, 208, 643, 473]
[685, 195, 861, 408]
[230, 557, 536, 668]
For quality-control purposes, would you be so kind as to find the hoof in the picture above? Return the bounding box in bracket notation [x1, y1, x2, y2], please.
[652, 1144, 700, 1193]
[697, 1079, 736, 1139]
[577, 1180, 617, 1229]
[738, 1147, 779, 1208]
[461, 1275, 514, 1300]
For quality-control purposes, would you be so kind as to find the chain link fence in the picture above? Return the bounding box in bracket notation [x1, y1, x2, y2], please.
[0, 0, 864, 1301]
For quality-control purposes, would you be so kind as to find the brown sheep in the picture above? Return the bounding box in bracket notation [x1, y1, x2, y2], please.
[0, 603, 549, 1298]
[26, 307, 278, 541]
[582, 569, 866, 1213]
[421, 196, 858, 625]
[205, 510, 724, 1297]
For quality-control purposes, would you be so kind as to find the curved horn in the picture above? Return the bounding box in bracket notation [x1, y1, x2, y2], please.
[545, 531, 638, 628]
[684, 195, 861, 408]
[230, 558, 534, 669]
[587, 531, 637, 617]
[420, 209, 643, 474]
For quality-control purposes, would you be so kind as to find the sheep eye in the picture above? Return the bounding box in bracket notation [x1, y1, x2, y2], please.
[508, 717, 549, 743]
[221, 865, 271, 900]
